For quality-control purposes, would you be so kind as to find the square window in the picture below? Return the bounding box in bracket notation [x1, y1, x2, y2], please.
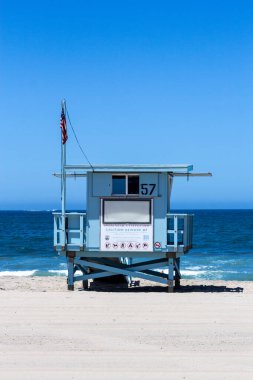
[128, 175, 139, 194]
[112, 175, 126, 194]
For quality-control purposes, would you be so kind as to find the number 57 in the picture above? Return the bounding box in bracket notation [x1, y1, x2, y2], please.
[140, 184, 156, 195]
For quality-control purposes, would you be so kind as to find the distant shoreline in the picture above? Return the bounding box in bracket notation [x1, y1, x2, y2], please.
[1, 208, 253, 211]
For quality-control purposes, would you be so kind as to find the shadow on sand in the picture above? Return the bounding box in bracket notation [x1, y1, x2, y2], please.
[78, 282, 244, 293]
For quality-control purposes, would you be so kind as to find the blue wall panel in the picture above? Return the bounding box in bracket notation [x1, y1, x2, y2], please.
[93, 173, 112, 196]
[86, 172, 169, 252]
[153, 173, 167, 249]
[86, 172, 100, 250]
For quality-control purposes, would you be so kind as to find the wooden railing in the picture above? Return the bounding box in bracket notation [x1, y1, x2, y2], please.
[53, 212, 193, 253]
[167, 213, 193, 252]
[53, 212, 86, 251]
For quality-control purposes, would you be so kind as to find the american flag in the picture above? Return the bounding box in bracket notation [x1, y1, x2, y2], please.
[60, 107, 68, 144]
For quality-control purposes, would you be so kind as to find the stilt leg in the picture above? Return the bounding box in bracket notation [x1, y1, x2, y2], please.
[77, 261, 89, 290]
[82, 268, 89, 290]
[175, 257, 181, 289]
[67, 256, 74, 291]
[168, 258, 174, 293]
[82, 280, 89, 290]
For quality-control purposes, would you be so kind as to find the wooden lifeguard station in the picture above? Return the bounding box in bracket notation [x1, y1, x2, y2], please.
[53, 102, 211, 292]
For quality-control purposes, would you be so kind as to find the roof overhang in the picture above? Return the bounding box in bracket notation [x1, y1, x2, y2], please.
[53, 164, 212, 178]
[63, 164, 194, 173]
[172, 172, 212, 177]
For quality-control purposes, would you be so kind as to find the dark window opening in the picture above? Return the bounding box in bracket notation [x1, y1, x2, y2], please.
[128, 175, 139, 194]
[112, 175, 126, 194]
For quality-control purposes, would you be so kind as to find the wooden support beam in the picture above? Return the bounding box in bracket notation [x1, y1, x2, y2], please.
[168, 258, 174, 293]
[175, 257, 181, 289]
[66, 256, 183, 291]
[73, 258, 168, 285]
[67, 251, 75, 290]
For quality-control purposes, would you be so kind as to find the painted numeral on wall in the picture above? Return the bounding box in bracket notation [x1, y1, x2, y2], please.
[141, 184, 156, 195]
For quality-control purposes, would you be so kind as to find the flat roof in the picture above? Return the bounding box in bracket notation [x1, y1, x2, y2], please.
[64, 164, 193, 173]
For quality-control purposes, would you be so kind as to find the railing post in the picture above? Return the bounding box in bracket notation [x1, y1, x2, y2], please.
[188, 215, 191, 247]
[54, 216, 58, 246]
[80, 215, 84, 249]
[174, 215, 178, 251]
[184, 215, 188, 247]
[61, 216, 66, 249]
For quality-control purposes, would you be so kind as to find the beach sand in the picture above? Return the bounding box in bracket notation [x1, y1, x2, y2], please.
[0, 277, 252, 379]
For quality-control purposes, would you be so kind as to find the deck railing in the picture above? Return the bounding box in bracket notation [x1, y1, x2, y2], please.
[53, 212, 193, 253]
[167, 213, 193, 252]
[53, 212, 86, 251]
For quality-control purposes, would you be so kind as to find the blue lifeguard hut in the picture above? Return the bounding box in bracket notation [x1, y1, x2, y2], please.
[53, 102, 211, 292]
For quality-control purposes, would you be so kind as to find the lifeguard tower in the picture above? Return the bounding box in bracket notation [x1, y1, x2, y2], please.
[53, 103, 211, 292]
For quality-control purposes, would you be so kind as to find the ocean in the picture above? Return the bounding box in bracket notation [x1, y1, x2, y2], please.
[0, 210, 252, 281]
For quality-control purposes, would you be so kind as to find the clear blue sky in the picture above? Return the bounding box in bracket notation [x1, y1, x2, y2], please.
[0, 0, 253, 210]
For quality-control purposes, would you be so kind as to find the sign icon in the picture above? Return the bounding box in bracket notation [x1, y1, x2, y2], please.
[120, 242, 126, 249]
[154, 242, 161, 249]
[112, 243, 118, 249]
[127, 242, 134, 249]
[143, 242, 149, 249]
[135, 242, 141, 249]
[105, 243, 111, 249]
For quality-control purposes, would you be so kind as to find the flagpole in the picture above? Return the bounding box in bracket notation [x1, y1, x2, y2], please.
[61, 99, 67, 249]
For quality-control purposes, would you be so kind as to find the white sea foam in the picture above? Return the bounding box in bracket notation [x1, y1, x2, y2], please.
[158, 268, 207, 276]
[48, 269, 83, 276]
[48, 270, 68, 275]
[184, 266, 210, 270]
[181, 270, 207, 276]
[0, 270, 38, 277]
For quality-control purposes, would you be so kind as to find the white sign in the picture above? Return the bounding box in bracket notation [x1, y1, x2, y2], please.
[100, 223, 153, 252]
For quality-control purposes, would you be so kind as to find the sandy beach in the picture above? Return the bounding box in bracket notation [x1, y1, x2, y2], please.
[0, 277, 253, 379]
